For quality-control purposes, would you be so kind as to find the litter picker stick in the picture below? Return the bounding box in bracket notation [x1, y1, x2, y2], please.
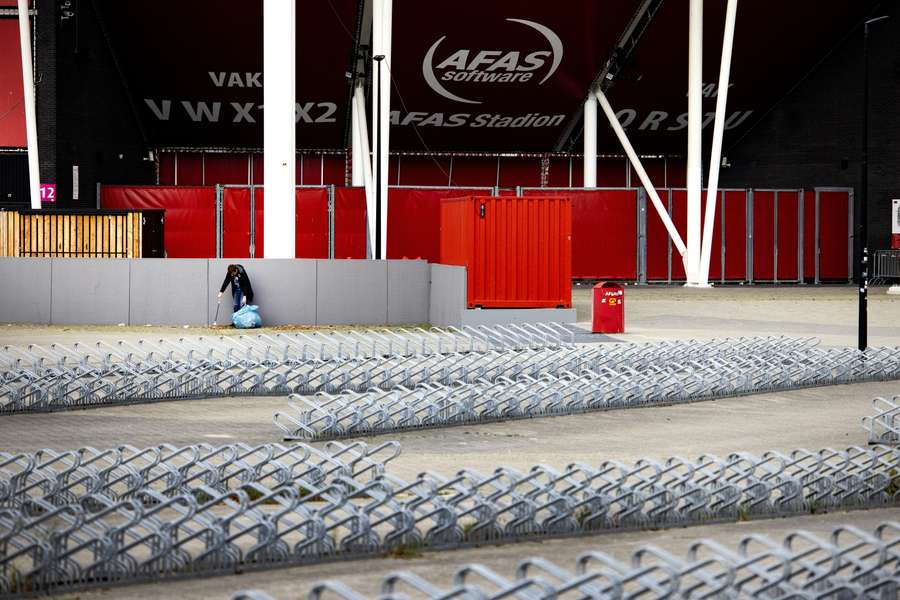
[213, 300, 221, 326]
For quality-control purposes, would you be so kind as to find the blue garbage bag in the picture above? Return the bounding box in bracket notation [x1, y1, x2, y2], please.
[232, 304, 262, 329]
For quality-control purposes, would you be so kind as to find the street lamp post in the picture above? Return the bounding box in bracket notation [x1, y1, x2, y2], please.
[859, 15, 890, 352]
[374, 54, 385, 260]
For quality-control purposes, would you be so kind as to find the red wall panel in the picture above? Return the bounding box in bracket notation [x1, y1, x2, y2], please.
[547, 157, 572, 188]
[498, 157, 542, 188]
[158, 153, 176, 185]
[101, 186, 216, 257]
[0, 20, 26, 147]
[334, 187, 367, 258]
[804, 189, 816, 280]
[776, 191, 800, 280]
[397, 156, 452, 186]
[818, 190, 850, 280]
[705, 191, 723, 282]
[387, 187, 491, 261]
[295, 188, 329, 258]
[752, 191, 776, 280]
[323, 156, 347, 186]
[176, 153, 204, 185]
[222, 187, 252, 258]
[723, 190, 747, 280]
[450, 157, 498, 187]
[204, 154, 250, 185]
[523, 188, 637, 279]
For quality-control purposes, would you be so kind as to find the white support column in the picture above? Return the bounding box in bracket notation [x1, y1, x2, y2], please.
[699, 0, 738, 286]
[685, 0, 704, 284]
[596, 90, 687, 259]
[583, 95, 597, 188]
[17, 0, 40, 209]
[353, 87, 376, 258]
[350, 83, 364, 187]
[263, 0, 296, 258]
[372, 0, 392, 259]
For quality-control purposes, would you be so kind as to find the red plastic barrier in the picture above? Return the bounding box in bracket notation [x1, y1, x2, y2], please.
[723, 190, 747, 280]
[705, 192, 723, 282]
[334, 187, 367, 258]
[101, 186, 216, 257]
[221, 187, 329, 258]
[669, 191, 688, 281]
[523, 189, 637, 279]
[818, 190, 850, 280]
[753, 191, 776, 281]
[222, 187, 252, 258]
[776, 191, 800, 280]
[387, 188, 490, 261]
[803, 190, 816, 280]
[645, 192, 671, 280]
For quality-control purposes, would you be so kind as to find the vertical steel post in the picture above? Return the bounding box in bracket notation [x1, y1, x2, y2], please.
[17, 0, 40, 209]
[583, 95, 597, 188]
[858, 17, 888, 350]
[249, 186, 256, 258]
[328, 185, 335, 259]
[638, 188, 648, 284]
[685, 0, 704, 284]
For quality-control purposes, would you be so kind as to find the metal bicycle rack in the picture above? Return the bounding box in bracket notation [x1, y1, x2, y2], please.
[236, 520, 900, 600]
[863, 396, 900, 445]
[0, 323, 573, 414]
[2, 443, 900, 596]
[275, 337, 900, 441]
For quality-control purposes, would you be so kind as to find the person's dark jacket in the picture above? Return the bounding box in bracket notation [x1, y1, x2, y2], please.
[220, 264, 254, 303]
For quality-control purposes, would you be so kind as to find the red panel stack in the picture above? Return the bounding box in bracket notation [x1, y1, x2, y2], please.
[522, 188, 637, 279]
[387, 187, 491, 261]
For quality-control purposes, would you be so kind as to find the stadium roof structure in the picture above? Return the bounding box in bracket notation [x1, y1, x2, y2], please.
[89, 0, 882, 154]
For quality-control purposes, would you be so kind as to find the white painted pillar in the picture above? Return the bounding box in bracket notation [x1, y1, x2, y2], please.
[583, 95, 597, 188]
[372, 0, 392, 259]
[17, 0, 40, 209]
[350, 83, 364, 187]
[685, 0, 704, 284]
[699, 0, 738, 286]
[263, 0, 296, 258]
[353, 87, 375, 258]
[596, 90, 687, 259]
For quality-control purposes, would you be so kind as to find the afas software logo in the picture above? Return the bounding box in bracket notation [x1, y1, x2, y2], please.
[422, 19, 563, 104]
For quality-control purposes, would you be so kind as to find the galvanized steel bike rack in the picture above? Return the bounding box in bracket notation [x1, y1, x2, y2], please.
[239, 520, 900, 599]
[2, 443, 900, 596]
[863, 395, 900, 445]
[275, 338, 900, 441]
[0, 323, 573, 414]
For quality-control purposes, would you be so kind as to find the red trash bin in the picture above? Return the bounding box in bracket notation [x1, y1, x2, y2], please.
[592, 282, 624, 333]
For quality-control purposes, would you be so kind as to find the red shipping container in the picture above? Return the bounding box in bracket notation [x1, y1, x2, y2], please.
[439, 196, 572, 309]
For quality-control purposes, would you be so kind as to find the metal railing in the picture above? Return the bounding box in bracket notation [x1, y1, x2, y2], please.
[3, 442, 900, 596]
[236, 520, 900, 600]
[0, 323, 572, 414]
[863, 395, 900, 445]
[873, 249, 900, 284]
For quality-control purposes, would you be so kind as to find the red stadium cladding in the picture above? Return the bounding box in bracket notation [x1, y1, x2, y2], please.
[439, 196, 572, 309]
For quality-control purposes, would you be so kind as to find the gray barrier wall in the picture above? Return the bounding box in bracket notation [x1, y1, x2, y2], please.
[0, 258, 432, 326]
[0, 257, 573, 327]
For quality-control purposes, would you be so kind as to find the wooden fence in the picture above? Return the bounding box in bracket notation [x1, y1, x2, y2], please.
[0, 210, 142, 258]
